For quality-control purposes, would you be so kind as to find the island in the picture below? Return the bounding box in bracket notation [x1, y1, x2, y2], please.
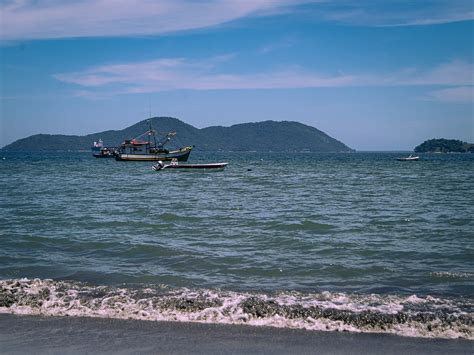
[1, 117, 354, 153]
[414, 139, 474, 153]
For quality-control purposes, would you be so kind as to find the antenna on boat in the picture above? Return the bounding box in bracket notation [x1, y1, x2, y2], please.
[148, 98, 151, 120]
[147, 97, 157, 147]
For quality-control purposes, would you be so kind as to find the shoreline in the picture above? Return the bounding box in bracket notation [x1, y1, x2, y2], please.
[1, 314, 472, 354]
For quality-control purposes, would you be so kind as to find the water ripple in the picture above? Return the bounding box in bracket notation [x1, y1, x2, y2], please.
[1, 151, 473, 298]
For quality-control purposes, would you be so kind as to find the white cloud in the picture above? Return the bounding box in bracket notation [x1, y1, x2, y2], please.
[54, 56, 357, 95]
[53, 57, 474, 98]
[365, 60, 474, 87]
[1, 1, 472, 41]
[258, 36, 298, 54]
[427, 86, 474, 103]
[0, 0, 316, 41]
[313, 0, 473, 27]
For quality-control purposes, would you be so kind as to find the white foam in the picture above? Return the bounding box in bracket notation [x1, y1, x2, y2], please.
[0, 278, 472, 340]
[431, 271, 473, 279]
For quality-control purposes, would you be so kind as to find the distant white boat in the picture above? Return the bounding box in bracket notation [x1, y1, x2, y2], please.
[91, 138, 103, 152]
[396, 154, 419, 161]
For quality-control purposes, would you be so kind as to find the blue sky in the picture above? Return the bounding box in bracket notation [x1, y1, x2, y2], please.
[1, 0, 473, 150]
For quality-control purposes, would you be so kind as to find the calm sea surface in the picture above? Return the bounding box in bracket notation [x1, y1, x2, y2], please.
[1, 151, 473, 338]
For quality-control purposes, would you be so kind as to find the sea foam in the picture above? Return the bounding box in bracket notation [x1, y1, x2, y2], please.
[0, 278, 472, 339]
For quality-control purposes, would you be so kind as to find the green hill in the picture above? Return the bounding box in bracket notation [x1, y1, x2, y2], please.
[414, 139, 473, 153]
[1, 117, 353, 153]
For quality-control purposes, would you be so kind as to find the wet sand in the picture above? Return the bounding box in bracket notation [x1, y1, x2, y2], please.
[0, 314, 472, 354]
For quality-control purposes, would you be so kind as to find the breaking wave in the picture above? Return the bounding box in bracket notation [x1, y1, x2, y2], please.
[1, 279, 472, 339]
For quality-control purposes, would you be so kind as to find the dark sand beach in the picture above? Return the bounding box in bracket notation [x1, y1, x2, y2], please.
[0, 314, 472, 354]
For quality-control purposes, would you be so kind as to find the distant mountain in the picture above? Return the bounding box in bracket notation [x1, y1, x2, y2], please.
[1, 117, 354, 153]
[414, 139, 474, 153]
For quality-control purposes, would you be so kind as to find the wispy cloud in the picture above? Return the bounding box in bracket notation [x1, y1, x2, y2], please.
[258, 36, 298, 54]
[54, 56, 357, 98]
[427, 86, 474, 103]
[369, 60, 474, 86]
[312, 0, 473, 27]
[0, 0, 315, 41]
[1, 1, 472, 41]
[53, 57, 473, 98]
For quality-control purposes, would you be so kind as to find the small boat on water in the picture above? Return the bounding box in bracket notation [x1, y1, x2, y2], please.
[93, 147, 116, 158]
[91, 139, 117, 158]
[152, 159, 228, 171]
[396, 154, 420, 161]
[91, 139, 104, 152]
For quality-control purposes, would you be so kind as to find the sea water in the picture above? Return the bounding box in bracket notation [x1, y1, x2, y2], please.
[0, 151, 473, 339]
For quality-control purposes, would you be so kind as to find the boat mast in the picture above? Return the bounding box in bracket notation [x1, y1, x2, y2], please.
[148, 99, 156, 148]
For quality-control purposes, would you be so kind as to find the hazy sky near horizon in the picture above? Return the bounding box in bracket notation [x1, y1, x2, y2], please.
[1, 0, 473, 150]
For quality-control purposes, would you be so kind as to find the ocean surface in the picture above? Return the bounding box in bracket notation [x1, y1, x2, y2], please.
[0, 151, 473, 339]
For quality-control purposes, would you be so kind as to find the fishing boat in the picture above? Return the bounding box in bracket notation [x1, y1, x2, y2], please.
[152, 159, 228, 171]
[91, 139, 104, 152]
[396, 154, 420, 161]
[91, 139, 117, 158]
[93, 147, 116, 158]
[115, 120, 193, 162]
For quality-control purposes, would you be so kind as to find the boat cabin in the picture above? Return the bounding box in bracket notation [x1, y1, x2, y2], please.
[118, 139, 169, 155]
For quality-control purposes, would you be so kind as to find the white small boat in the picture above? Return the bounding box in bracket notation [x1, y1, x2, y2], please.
[396, 154, 419, 161]
[152, 159, 228, 171]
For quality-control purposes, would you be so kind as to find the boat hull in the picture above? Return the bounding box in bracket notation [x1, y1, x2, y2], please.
[115, 147, 192, 162]
[93, 153, 115, 158]
[396, 157, 419, 161]
[153, 162, 228, 171]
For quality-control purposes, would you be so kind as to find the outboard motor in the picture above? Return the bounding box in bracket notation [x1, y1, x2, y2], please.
[152, 160, 165, 171]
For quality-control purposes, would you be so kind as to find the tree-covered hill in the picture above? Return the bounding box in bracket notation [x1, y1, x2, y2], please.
[199, 120, 350, 152]
[414, 139, 473, 153]
[1, 117, 354, 153]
